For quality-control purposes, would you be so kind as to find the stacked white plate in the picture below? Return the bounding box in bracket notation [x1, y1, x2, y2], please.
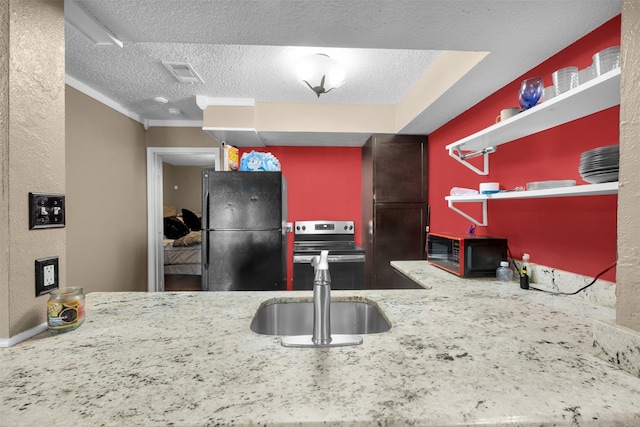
[578, 145, 619, 183]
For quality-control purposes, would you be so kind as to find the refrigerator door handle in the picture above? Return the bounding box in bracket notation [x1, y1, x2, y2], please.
[203, 231, 209, 271]
[425, 204, 430, 258]
[203, 191, 210, 231]
[203, 191, 209, 271]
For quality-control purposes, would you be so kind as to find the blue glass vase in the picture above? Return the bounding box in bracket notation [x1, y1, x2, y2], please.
[518, 77, 544, 110]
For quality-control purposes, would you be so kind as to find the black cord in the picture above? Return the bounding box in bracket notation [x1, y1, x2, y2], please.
[507, 246, 521, 276]
[507, 245, 529, 289]
[529, 261, 616, 295]
[506, 245, 616, 295]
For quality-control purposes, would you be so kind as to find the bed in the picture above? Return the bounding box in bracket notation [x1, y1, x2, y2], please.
[163, 206, 202, 276]
[163, 233, 202, 275]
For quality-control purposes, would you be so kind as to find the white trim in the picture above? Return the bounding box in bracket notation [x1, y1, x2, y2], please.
[196, 95, 255, 109]
[146, 119, 203, 128]
[65, 0, 123, 47]
[0, 323, 48, 348]
[146, 147, 220, 292]
[65, 75, 204, 128]
[147, 148, 163, 292]
[202, 127, 257, 132]
[65, 75, 143, 123]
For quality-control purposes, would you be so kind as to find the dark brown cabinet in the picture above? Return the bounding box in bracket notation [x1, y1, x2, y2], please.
[362, 134, 428, 289]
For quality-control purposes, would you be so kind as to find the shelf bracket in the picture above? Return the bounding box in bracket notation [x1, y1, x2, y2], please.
[448, 146, 494, 176]
[447, 199, 487, 227]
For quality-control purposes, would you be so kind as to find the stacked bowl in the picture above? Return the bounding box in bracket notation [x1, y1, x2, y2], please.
[593, 46, 621, 77]
[549, 46, 619, 98]
[553, 67, 579, 96]
[578, 145, 619, 183]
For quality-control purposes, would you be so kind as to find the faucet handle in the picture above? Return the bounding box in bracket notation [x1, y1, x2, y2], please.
[313, 250, 330, 284]
[311, 250, 329, 269]
[318, 250, 329, 269]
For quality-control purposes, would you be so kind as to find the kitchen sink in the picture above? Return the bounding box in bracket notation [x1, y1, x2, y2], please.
[250, 298, 391, 336]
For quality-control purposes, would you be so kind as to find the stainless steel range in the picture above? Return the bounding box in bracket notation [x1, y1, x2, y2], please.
[292, 220, 365, 290]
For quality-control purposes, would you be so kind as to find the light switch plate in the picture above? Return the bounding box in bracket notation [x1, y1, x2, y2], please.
[29, 192, 65, 229]
[35, 256, 59, 296]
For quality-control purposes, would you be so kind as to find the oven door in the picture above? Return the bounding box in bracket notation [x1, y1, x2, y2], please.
[293, 254, 365, 290]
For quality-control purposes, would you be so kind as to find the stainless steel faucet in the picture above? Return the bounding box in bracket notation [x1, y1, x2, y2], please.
[311, 251, 332, 345]
[281, 250, 362, 348]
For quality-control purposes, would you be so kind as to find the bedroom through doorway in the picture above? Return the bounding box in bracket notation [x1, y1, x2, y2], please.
[162, 162, 207, 291]
[147, 147, 220, 292]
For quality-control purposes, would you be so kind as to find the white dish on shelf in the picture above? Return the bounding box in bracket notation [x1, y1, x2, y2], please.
[446, 182, 618, 201]
[525, 180, 576, 191]
[580, 166, 619, 175]
[582, 172, 619, 183]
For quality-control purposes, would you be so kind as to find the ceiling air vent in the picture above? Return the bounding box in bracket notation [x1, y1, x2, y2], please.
[162, 62, 204, 84]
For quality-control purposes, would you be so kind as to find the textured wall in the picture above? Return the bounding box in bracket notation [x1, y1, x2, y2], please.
[65, 87, 147, 293]
[0, 2, 9, 338]
[3, 0, 65, 338]
[617, 1, 640, 331]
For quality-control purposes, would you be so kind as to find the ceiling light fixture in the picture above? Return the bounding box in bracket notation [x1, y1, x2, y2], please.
[65, 0, 123, 48]
[295, 54, 346, 98]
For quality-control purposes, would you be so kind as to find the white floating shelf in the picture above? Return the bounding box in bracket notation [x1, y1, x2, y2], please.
[446, 182, 618, 226]
[445, 68, 621, 153]
[446, 182, 618, 202]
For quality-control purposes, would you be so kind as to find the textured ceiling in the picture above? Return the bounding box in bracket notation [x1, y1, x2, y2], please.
[65, 0, 621, 147]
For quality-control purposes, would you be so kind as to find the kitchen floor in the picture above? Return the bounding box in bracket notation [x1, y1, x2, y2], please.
[164, 275, 202, 291]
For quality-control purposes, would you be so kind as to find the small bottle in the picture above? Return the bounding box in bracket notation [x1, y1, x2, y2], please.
[496, 261, 513, 282]
[521, 253, 531, 279]
[519, 254, 531, 289]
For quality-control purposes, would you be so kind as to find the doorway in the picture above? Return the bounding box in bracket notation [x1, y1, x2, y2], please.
[146, 147, 220, 292]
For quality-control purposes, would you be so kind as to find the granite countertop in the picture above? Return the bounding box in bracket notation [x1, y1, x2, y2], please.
[2, 261, 639, 426]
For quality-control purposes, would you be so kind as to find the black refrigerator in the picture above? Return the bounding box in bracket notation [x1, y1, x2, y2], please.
[201, 170, 287, 291]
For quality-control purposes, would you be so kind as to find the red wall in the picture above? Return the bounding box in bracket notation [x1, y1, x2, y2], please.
[238, 146, 362, 289]
[428, 16, 621, 281]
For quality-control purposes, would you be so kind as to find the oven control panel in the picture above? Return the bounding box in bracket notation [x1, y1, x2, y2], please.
[294, 220, 355, 235]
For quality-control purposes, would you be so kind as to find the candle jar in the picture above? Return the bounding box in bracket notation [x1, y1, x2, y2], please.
[47, 287, 85, 334]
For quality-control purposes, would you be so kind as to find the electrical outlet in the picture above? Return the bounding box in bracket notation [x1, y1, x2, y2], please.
[44, 265, 55, 286]
[35, 256, 59, 296]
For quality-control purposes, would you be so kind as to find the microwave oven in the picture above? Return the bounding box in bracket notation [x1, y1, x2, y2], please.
[427, 232, 507, 277]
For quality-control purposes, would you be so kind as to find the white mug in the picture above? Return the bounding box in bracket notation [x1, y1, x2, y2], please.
[496, 107, 520, 123]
